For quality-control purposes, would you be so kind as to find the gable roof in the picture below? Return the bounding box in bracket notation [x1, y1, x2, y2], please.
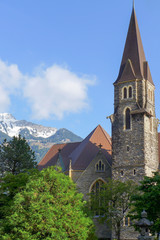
[70, 125, 112, 170]
[38, 142, 80, 171]
[38, 125, 112, 171]
[115, 7, 153, 85]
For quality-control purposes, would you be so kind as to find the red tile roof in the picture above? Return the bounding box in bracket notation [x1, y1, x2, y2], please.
[38, 125, 112, 171]
[38, 142, 80, 171]
[71, 125, 112, 170]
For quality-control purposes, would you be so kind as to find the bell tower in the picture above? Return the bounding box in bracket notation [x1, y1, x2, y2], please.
[112, 6, 159, 181]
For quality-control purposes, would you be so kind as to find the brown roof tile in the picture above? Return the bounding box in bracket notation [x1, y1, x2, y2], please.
[115, 7, 154, 85]
[38, 142, 80, 171]
[69, 125, 112, 170]
[38, 125, 112, 171]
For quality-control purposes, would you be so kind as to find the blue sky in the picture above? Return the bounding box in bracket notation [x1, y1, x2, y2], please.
[0, 0, 159, 138]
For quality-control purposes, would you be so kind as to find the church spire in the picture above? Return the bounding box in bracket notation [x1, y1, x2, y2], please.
[115, 6, 153, 85]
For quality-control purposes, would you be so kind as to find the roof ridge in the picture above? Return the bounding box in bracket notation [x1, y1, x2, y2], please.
[68, 126, 98, 166]
[98, 125, 112, 146]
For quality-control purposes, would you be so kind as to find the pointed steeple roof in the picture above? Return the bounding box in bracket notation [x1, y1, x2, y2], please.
[115, 6, 154, 85]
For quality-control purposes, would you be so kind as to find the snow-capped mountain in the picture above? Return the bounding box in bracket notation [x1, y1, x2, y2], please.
[0, 113, 57, 138]
[0, 113, 82, 162]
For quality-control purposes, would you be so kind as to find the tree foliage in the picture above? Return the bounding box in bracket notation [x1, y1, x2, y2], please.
[1, 167, 94, 240]
[0, 169, 39, 221]
[130, 172, 160, 235]
[90, 179, 137, 240]
[0, 135, 36, 175]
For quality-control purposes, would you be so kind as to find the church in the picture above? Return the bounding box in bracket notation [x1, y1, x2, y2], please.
[38, 5, 160, 240]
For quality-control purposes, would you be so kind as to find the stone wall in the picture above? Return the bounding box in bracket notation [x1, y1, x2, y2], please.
[112, 79, 159, 182]
[73, 151, 112, 239]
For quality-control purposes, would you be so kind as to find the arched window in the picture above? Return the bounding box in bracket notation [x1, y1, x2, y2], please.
[96, 160, 105, 172]
[125, 108, 131, 130]
[90, 180, 105, 216]
[123, 87, 127, 99]
[128, 86, 132, 98]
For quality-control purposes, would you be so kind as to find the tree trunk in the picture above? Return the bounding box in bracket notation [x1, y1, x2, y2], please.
[116, 222, 121, 240]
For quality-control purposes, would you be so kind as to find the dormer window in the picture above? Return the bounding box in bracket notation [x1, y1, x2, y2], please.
[96, 160, 105, 172]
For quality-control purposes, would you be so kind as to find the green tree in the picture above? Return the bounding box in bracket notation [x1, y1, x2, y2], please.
[131, 172, 160, 236]
[1, 167, 94, 240]
[0, 135, 36, 175]
[0, 169, 39, 222]
[90, 179, 137, 240]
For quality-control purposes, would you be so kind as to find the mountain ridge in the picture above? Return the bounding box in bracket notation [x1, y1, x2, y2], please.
[0, 113, 82, 162]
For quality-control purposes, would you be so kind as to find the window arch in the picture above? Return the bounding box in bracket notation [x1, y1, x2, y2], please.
[96, 160, 105, 172]
[90, 179, 105, 216]
[128, 86, 132, 98]
[123, 87, 127, 99]
[125, 108, 131, 130]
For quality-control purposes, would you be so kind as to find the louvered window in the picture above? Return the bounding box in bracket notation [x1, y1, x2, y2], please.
[123, 87, 127, 99]
[125, 108, 131, 130]
[129, 86, 132, 98]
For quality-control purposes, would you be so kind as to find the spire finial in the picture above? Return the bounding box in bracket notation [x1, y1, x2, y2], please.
[133, 0, 135, 9]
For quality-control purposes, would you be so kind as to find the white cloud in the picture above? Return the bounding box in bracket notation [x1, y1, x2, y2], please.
[0, 60, 96, 119]
[0, 60, 22, 91]
[23, 65, 96, 119]
[0, 60, 23, 112]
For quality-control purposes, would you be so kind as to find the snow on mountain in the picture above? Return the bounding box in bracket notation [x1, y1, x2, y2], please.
[0, 113, 57, 138]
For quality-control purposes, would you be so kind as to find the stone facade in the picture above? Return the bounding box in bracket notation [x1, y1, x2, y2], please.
[112, 78, 159, 182]
[74, 151, 112, 239]
[112, 7, 159, 182]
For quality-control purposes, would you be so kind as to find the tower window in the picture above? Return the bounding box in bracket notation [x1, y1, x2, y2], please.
[128, 86, 132, 98]
[123, 87, 127, 99]
[96, 160, 105, 172]
[133, 169, 136, 176]
[125, 108, 131, 130]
